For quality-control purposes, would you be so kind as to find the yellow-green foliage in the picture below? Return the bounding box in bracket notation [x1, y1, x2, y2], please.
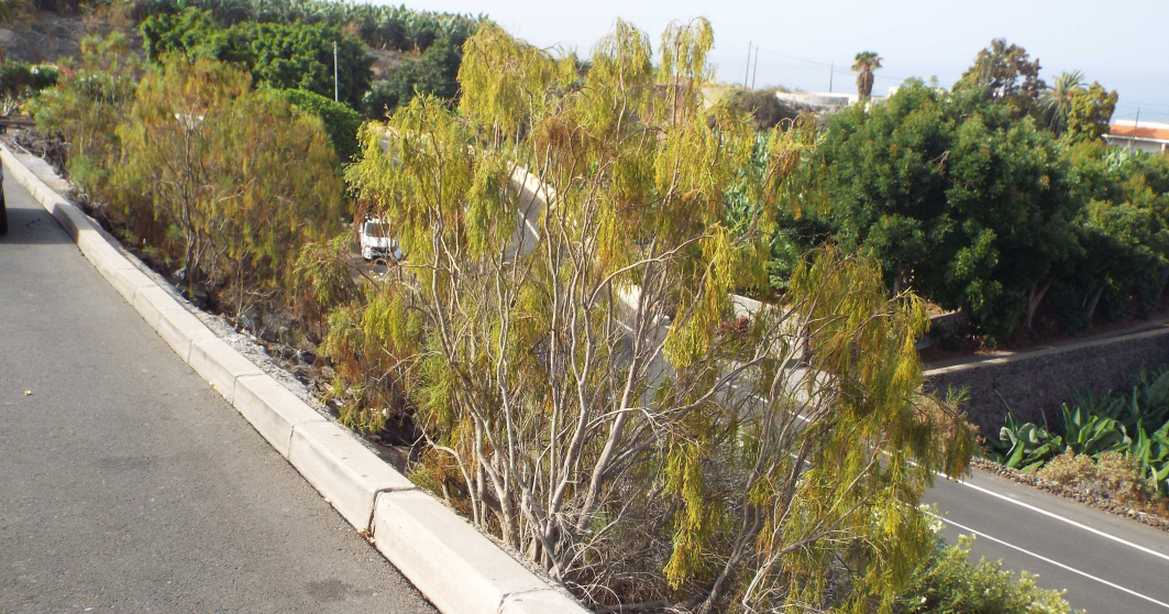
[339, 19, 974, 612]
[111, 57, 342, 312]
[27, 33, 140, 203]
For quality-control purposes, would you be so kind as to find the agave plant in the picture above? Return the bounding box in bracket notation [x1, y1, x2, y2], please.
[1133, 421, 1169, 496]
[996, 413, 1063, 472]
[1060, 403, 1131, 456]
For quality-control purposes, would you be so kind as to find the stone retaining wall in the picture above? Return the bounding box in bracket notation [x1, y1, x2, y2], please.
[923, 327, 1169, 435]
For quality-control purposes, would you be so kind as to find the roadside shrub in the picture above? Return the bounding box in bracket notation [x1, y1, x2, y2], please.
[1037, 451, 1150, 505]
[26, 33, 140, 210]
[111, 58, 343, 315]
[340, 22, 975, 611]
[896, 533, 1073, 613]
[0, 61, 59, 101]
[723, 87, 805, 130]
[991, 366, 1169, 498]
[270, 88, 362, 163]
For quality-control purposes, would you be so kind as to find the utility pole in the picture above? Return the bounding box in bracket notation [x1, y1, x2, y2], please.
[333, 41, 340, 102]
[751, 47, 759, 89]
[828, 62, 834, 93]
[744, 42, 752, 88]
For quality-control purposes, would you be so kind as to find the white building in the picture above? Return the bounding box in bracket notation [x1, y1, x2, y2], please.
[1104, 120, 1169, 154]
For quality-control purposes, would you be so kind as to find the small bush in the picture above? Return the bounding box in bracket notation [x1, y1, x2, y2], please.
[724, 87, 805, 130]
[896, 533, 1074, 613]
[0, 61, 59, 101]
[1037, 450, 1151, 504]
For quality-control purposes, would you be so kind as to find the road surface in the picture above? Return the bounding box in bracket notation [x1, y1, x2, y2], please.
[925, 468, 1169, 613]
[0, 176, 434, 612]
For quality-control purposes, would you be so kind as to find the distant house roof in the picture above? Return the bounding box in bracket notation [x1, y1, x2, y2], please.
[1109, 120, 1169, 143]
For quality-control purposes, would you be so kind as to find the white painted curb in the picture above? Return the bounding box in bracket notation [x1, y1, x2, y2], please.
[1, 143, 589, 614]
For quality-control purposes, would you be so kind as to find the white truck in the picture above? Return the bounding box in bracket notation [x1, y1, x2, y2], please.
[359, 217, 402, 262]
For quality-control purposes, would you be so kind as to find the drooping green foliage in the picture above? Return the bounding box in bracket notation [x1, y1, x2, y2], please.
[109, 57, 343, 313]
[139, 7, 372, 107]
[338, 19, 973, 612]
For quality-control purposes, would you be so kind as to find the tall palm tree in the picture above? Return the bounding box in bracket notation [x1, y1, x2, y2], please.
[1040, 70, 1084, 135]
[852, 51, 882, 102]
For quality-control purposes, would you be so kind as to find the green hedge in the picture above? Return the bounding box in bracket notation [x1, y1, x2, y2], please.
[269, 87, 361, 163]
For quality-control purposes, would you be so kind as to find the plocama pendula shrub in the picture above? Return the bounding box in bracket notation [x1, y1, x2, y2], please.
[332, 19, 975, 612]
[110, 57, 343, 314]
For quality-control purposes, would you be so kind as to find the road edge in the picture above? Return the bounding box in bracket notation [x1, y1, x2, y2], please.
[0, 143, 589, 614]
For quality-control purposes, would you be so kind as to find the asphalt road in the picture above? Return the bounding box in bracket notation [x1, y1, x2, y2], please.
[0, 177, 435, 612]
[925, 468, 1169, 613]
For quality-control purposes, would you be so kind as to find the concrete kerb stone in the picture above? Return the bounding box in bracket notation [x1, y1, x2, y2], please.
[105, 263, 157, 305]
[3, 141, 592, 614]
[288, 420, 416, 531]
[188, 336, 263, 404]
[233, 374, 326, 458]
[371, 489, 590, 614]
[155, 305, 217, 364]
[498, 588, 588, 614]
[132, 285, 176, 329]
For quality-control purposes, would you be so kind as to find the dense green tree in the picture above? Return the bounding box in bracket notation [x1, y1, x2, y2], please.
[360, 34, 461, 118]
[1065, 81, 1118, 143]
[944, 114, 1082, 337]
[818, 80, 1085, 341]
[130, 0, 482, 53]
[140, 7, 372, 108]
[270, 87, 362, 163]
[852, 50, 882, 101]
[818, 80, 954, 293]
[955, 38, 1045, 119]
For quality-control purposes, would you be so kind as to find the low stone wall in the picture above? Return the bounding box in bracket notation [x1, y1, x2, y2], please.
[923, 327, 1169, 436]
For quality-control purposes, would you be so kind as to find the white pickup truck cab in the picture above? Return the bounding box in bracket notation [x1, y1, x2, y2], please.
[359, 217, 402, 262]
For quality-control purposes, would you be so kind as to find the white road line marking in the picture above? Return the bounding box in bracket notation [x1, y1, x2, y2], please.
[938, 474, 1169, 564]
[932, 512, 1169, 611]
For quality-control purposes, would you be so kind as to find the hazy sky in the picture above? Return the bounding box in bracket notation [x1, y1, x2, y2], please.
[387, 0, 1169, 123]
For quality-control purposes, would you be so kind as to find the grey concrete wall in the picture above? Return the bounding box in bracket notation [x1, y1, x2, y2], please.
[923, 327, 1169, 436]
